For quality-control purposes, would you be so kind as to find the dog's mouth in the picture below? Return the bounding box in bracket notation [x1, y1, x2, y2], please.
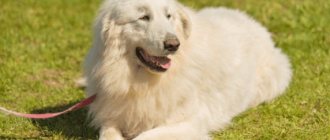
[136, 47, 171, 72]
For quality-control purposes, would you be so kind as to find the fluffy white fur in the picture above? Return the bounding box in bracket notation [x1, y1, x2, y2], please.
[83, 0, 292, 139]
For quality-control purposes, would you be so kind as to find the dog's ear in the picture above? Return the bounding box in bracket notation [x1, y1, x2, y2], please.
[101, 13, 122, 47]
[93, 10, 125, 60]
[176, 4, 191, 39]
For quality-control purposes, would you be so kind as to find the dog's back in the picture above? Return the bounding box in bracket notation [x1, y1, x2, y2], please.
[179, 7, 292, 130]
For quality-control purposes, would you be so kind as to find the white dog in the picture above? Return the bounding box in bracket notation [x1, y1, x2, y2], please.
[83, 0, 292, 139]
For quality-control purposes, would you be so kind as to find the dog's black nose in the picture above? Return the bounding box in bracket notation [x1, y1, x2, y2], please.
[164, 38, 180, 52]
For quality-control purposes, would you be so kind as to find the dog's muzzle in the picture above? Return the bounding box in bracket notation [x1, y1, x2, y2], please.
[164, 38, 180, 52]
[163, 33, 180, 53]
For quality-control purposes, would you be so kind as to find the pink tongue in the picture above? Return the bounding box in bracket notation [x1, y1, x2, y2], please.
[160, 61, 171, 69]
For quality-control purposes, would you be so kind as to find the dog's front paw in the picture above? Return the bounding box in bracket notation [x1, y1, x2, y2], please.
[132, 135, 156, 140]
[133, 133, 179, 140]
[99, 127, 125, 140]
[133, 131, 211, 140]
[132, 132, 162, 140]
[100, 135, 124, 140]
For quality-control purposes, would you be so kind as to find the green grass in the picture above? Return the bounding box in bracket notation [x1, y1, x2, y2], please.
[0, 0, 329, 139]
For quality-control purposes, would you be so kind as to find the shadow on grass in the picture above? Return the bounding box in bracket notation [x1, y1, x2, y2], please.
[31, 103, 98, 139]
[0, 136, 40, 139]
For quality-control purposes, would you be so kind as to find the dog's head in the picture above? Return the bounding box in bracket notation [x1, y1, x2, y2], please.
[98, 0, 191, 74]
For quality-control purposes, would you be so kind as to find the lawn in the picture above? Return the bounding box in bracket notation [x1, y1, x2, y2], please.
[0, 0, 329, 139]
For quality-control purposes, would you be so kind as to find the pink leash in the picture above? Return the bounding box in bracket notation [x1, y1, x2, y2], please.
[0, 95, 96, 119]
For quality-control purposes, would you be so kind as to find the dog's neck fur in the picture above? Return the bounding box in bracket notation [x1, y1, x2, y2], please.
[87, 39, 199, 138]
[85, 9, 199, 137]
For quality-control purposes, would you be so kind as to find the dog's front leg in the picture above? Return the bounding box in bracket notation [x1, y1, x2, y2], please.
[99, 126, 125, 140]
[132, 121, 211, 140]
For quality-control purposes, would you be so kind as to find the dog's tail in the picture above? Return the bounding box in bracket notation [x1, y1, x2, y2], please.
[252, 48, 292, 106]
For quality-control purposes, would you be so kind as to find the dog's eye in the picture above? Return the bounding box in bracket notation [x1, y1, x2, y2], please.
[139, 15, 150, 21]
[167, 14, 171, 19]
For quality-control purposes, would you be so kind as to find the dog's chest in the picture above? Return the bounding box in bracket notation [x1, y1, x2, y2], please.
[109, 92, 191, 138]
